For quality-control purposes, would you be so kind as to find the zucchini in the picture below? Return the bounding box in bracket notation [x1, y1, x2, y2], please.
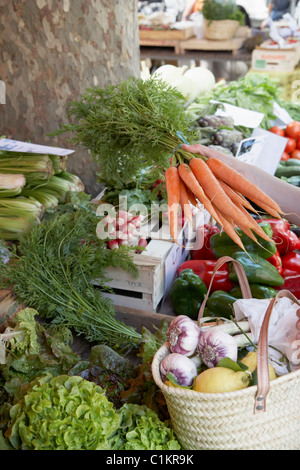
[286, 175, 300, 186]
[275, 166, 300, 177]
[285, 158, 300, 167]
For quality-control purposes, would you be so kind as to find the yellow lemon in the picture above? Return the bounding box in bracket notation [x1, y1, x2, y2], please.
[193, 367, 250, 393]
[240, 351, 277, 381]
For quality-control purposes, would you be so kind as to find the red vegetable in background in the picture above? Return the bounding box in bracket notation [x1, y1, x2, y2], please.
[267, 250, 283, 275]
[263, 219, 300, 254]
[269, 126, 285, 137]
[281, 251, 300, 277]
[281, 151, 290, 161]
[177, 259, 234, 292]
[190, 224, 219, 260]
[291, 149, 300, 160]
[285, 121, 300, 140]
[276, 274, 300, 299]
[285, 137, 296, 154]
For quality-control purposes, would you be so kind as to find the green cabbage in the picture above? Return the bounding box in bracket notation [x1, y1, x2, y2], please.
[8, 374, 120, 450]
[111, 404, 181, 451]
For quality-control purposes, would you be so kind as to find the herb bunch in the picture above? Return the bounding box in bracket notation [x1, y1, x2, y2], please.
[202, 0, 245, 24]
[54, 77, 197, 187]
[0, 208, 142, 352]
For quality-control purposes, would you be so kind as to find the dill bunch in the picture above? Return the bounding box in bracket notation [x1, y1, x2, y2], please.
[54, 77, 197, 188]
[0, 207, 142, 352]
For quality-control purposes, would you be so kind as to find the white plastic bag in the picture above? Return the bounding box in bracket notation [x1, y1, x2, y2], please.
[234, 297, 300, 376]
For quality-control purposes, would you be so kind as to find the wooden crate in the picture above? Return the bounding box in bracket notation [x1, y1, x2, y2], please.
[139, 25, 195, 41]
[100, 239, 174, 312]
[139, 25, 195, 54]
[252, 41, 300, 72]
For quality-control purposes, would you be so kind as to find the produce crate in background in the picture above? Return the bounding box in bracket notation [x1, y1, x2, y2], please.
[139, 25, 195, 54]
[252, 41, 300, 72]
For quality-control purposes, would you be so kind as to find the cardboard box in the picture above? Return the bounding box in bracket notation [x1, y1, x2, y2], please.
[252, 42, 300, 72]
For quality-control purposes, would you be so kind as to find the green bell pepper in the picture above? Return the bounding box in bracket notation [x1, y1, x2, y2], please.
[206, 290, 237, 319]
[170, 269, 207, 320]
[228, 252, 284, 287]
[210, 222, 277, 259]
[230, 284, 277, 299]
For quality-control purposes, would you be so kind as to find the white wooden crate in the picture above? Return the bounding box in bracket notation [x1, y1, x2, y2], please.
[92, 190, 211, 316]
[101, 239, 174, 313]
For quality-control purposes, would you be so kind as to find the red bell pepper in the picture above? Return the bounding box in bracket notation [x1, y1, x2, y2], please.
[190, 224, 219, 261]
[281, 251, 300, 278]
[267, 250, 283, 275]
[177, 259, 234, 293]
[275, 274, 300, 299]
[263, 219, 300, 254]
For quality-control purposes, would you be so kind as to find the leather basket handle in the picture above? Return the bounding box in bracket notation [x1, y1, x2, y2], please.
[255, 289, 300, 414]
[197, 255, 252, 323]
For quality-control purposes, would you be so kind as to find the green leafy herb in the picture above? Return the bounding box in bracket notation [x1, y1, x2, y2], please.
[0, 208, 142, 352]
[202, 0, 245, 24]
[52, 77, 198, 185]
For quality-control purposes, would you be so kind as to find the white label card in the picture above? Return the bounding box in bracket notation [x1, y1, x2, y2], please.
[212, 101, 265, 128]
[235, 128, 288, 175]
[0, 138, 74, 156]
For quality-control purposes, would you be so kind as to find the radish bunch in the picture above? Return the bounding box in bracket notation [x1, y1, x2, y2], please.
[103, 210, 148, 252]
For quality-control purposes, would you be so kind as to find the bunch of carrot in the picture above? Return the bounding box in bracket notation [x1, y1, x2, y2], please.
[165, 156, 283, 251]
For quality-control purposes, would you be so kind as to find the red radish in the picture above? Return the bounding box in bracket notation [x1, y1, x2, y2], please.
[131, 214, 144, 227]
[136, 238, 148, 253]
[106, 240, 119, 250]
[118, 239, 129, 246]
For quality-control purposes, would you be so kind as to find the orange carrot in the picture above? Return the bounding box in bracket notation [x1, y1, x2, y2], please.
[165, 166, 181, 243]
[206, 158, 283, 214]
[178, 163, 223, 227]
[189, 158, 259, 232]
[212, 204, 246, 253]
[235, 203, 274, 244]
[240, 195, 282, 219]
[186, 187, 198, 207]
[179, 180, 194, 225]
[218, 180, 258, 214]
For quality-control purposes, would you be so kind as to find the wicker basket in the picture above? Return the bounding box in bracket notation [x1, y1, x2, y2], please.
[152, 257, 300, 450]
[204, 19, 239, 40]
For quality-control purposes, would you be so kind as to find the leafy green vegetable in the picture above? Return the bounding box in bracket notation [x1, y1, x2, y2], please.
[202, 0, 245, 24]
[191, 73, 279, 130]
[121, 322, 170, 420]
[0, 308, 79, 406]
[7, 374, 120, 450]
[110, 403, 181, 450]
[53, 77, 198, 185]
[0, 207, 142, 352]
[69, 344, 137, 408]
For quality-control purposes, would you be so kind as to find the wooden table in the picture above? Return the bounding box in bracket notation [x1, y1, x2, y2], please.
[140, 45, 252, 65]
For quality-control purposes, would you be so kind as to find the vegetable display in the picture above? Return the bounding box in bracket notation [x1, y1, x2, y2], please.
[54, 77, 283, 251]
